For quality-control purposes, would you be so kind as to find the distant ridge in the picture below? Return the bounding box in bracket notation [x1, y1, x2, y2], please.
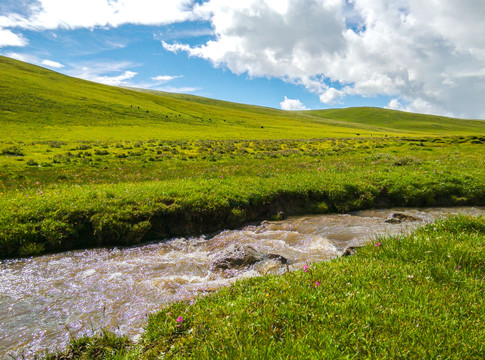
[1, 55, 484, 142]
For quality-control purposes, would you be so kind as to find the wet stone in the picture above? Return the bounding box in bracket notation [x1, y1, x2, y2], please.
[385, 212, 420, 224]
[210, 244, 287, 270]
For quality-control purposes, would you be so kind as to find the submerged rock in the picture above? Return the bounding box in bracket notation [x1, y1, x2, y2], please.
[385, 212, 420, 224]
[210, 244, 287, 271]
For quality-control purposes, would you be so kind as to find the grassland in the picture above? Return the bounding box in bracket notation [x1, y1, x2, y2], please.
[1, 55, 485, 259]
[2, 55, 485, 142]
[1, 56, 485, 358]
[48, 214, 485, 359]
[1, 136, 484, 259]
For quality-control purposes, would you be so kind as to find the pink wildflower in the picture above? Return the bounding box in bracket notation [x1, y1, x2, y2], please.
[303, 265, 309, 272]
[375, 242, 382, 247]
[176, 316, 183, 323]
[315, 281, 320, 286]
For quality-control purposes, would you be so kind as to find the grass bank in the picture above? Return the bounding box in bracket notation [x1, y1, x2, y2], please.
[1, 137, 484, 259]
[48, 214, 485, 359]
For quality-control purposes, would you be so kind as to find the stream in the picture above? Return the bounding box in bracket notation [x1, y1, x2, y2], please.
[1, 206, 483, 358]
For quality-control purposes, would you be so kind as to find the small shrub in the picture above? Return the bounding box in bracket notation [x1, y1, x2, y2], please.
[26, 159, 39, 166]
[94, 149, 109, 155]
[1, 146, 24, 156]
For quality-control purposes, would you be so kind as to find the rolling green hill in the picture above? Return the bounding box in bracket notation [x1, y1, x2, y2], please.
[306, 107, 485, 134]
[1, 55, 484, 142]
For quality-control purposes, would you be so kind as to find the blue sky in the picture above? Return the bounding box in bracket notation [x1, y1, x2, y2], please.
[1, 1, 485, 118]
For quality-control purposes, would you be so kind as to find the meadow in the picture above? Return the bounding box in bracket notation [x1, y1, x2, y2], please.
[1, 56, 485, 259]
[1, 55, 485, 358]
[1, 135, 484, 259]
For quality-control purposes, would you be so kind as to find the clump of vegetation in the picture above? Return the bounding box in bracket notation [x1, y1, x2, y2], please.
[49, 215, 485, 359]
[45, 330, 133, 360]
[0, 146, 24, 156]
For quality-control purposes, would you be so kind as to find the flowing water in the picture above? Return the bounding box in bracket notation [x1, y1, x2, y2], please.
[0, 207, 483, 359]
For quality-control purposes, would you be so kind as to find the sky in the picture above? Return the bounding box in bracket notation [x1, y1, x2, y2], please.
[1, 0, 485, 119]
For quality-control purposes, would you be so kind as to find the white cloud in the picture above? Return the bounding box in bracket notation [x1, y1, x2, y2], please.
[0, 28, 28, 47]
[3, 51, 29, 62]
[67, 61, 138, 86]
[386, 98, 403, 111]
[96, 70, 137, 86]
[280, 96, 307, 111]
[0, 0, 195, 29]
[319, 87, 345, 104]
[155, 86, 200, 93]
[41, 59, 64, 68]
[162, 0, 485, 118]
[151, 75, 182, 83]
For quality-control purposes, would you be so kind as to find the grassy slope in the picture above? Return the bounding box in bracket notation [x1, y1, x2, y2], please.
[307, 107, 485, 135]
[2, 55, 485, 143]
[48, 215, 485, 359]
[0, 56, 363, 141]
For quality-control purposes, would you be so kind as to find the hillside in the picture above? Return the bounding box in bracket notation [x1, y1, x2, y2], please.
[307, 107, 485, 134]
[1, 55, 484, 142]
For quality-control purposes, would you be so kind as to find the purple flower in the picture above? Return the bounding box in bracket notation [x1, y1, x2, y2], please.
[176, 316, 183, 323]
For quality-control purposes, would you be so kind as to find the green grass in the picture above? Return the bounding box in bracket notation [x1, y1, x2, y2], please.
[47, 214, 485, 359]
[2, 55, 485, 143]
[308, 107, 485, 135]
[2, 56, 485, 359]
[1, 55, 484, 260]
[1, 136, 484, 259]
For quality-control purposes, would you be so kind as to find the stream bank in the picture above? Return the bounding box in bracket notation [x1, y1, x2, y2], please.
[1, 206, 483, 358]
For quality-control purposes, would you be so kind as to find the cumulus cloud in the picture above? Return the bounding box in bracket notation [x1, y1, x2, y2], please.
[162, 0, 485, 118]
[386, 99, 403, 111]
[0, 28, 28, 47]
[4, 52, 65, 71]
[96, 71, 137, 86]
[280, 96, 308, 111]
[41, 59, 64, 68]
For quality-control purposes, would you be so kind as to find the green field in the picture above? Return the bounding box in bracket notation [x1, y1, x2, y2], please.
[1, 55, 485, 259]
[2, 55, 484, 142]
[1, 56, 485, 358]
